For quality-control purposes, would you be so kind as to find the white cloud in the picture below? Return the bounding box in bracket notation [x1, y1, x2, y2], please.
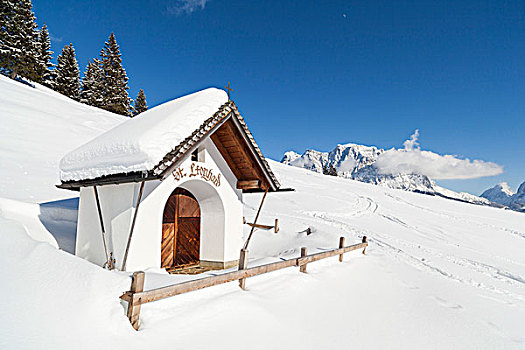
[403, 128, 419, 151]
[167, 0, 211, 16]
[338, 157, 356, 173]
[374, 130, 504, 180]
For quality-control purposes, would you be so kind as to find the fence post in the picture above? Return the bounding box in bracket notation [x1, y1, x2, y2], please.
[300, 247, 308, 273]
[126, 271, 145, 330]
[238, 249, 248, 290]
[339, 237, 345, 262]
[362, 236, 368, 255]
[274, 218, 279, 233]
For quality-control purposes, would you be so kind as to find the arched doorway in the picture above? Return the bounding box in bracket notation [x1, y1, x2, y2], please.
[161, 188, 201, 269]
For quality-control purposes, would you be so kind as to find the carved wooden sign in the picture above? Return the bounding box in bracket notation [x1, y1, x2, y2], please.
[172, 163, 221, 187]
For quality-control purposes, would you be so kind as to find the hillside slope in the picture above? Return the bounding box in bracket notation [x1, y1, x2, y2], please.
[0, 78, 524, 349]
[0, 75, 125, 202]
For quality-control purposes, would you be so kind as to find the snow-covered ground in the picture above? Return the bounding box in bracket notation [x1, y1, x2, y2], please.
[0, 75, 125, 202]
[1, 76, 524, 349]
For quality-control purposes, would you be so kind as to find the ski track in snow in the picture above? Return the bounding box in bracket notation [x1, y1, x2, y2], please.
[385, 193, 525, 240]
[288, 188, 525, 306]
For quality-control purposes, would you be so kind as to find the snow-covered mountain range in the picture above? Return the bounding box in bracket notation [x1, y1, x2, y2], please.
[481, 182, 525, 212]
[282, 144, 497, 207]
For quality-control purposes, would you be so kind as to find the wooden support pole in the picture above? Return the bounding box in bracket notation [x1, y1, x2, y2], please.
[243, 188, 269, 250]
[339, 237, 345, 262]
[121, 181, 145, 271]
[274, 218, 279, 233]
[93, 185, 110, 268]
[362, 236, 368, 255]
[299, 247, 308, 273]
[238, 249, 248, 290]
[126, 271, 145, 330]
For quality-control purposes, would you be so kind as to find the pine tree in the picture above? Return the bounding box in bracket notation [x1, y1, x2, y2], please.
[35, 23, 53, 85]
[80, 58, 104, 107]
[0, 0, 40, 80]
[133, 89, 148, 116]
[322, 164, 338, 176]
[0, 1, 17, 76]
[329, 165, 337, 176]
[100, 32, 132, 116]
[54, 43, 80, 100]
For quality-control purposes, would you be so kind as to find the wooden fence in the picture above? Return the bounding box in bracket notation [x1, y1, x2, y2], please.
[121, 236, 368, 330]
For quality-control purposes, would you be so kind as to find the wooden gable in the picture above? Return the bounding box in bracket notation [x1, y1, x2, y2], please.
[211, 118, 270, 191]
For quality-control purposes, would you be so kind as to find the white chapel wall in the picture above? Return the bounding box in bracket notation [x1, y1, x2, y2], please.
[76, 184, 135, 267]
[204, 138, 244, 261]
[75, 137, 244, 271]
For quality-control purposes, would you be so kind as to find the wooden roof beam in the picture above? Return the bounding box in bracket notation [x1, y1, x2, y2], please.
[237, 180, 261, 190]
[210, 133, 243, 180]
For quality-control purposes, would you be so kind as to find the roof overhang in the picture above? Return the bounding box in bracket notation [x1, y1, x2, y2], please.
[57, 101, 287, 193]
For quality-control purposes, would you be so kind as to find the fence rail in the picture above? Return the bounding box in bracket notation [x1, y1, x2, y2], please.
[121, 236, 368, 330]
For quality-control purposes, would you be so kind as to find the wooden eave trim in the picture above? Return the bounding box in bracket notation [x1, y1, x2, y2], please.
[152, 102, 236, 177]
[157, 112, 234, 181]
[57, 171, 157, 190]
[243, 187, 295, 193]
[237, 180, 261, 190]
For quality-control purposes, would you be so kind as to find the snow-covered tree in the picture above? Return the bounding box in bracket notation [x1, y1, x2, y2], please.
[54, 43, 80, 100]
[0, 0, 40, 80]
[35, 23, 54, 85]
[100, 32, 132, 116]
[0, 1, 19, 76]
[80, 58, 104, 107]
[133, 89, 148, 116]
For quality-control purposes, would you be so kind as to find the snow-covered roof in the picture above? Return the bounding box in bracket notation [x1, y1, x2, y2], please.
[58, 87, 280, 191]
[59, 88, 227, 182]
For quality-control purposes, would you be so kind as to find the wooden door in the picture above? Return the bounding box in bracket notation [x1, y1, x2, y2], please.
[161, 188, 200, 269]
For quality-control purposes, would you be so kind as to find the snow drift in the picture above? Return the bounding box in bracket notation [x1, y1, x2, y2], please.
[0, 74, 125, 202]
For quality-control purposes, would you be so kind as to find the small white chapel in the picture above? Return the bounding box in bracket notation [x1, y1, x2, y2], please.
[58, 87, 282, 272]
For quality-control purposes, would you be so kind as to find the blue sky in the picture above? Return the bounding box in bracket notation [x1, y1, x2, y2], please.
[33, 0, 524, 195]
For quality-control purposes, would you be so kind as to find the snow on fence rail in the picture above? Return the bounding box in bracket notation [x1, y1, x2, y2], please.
[120, 236, 368, 330]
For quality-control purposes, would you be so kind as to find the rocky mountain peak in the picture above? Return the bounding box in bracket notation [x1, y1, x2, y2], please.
[282, 143, 498, 208]
[480, 182, 514, 204]
[517, 181, 525, 194]
[480, 182, 525, 212]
